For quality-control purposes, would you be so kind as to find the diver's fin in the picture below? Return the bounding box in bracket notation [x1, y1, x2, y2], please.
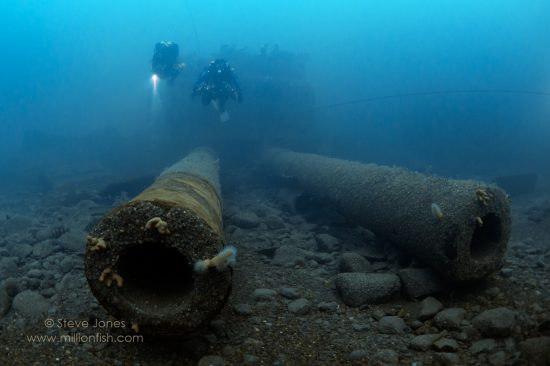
[219, 111, 230, 122]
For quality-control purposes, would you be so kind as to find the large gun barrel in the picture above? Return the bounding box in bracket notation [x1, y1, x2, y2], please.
[85, 148, 230, 335]
[264, 148, 511, 282]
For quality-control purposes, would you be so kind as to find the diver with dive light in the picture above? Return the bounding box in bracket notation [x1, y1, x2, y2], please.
[192, 59, 242, 122]
[151, 41, 186, 83]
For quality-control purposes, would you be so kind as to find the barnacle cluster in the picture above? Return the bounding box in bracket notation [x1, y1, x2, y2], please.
[145, 217, 170, 234]
[476, 189, 492, 206]
[88, 236, 107, 251]
[194, 246, 237, 273]
[431, 203, 444, 220]
[99, 268, 124, 287]
[475, 216, 484, 226]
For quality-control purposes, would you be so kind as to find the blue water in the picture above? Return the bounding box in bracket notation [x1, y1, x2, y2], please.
[1, 0, 549, 190]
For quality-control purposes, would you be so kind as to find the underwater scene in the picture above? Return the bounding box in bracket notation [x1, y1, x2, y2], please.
[1, 1, 550, 365]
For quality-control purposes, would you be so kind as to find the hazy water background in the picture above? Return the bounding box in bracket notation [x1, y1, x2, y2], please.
[1, 0, 549, 191]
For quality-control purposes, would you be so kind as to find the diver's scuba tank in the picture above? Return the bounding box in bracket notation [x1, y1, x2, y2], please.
[152, 41, 180, 80]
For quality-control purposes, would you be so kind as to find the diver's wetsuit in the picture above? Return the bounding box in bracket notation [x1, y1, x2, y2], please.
[152, 41, 180, 81]
[192, 59, 242, 113]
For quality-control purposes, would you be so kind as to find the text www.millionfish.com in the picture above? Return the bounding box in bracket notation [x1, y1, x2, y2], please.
[26, 333, 143, 344]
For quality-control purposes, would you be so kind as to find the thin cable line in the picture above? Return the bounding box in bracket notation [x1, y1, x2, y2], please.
[314, 89, 550, 109]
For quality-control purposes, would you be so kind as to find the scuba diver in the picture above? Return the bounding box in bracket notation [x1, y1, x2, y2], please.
[192, 59, 242, 122]
[151, 41, 186, 82]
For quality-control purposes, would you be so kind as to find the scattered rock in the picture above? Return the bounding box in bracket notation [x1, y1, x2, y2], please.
[32, 240, 57, 258]
[234, 303, 252, 315]
[462, 324, 479, 339]
[317, 302, 339, 313]
[252, 288, 278, 302]
[0, 257, 18, 278]
[434, 308, 466, 330]
[339, 252, 372, 273]
[2, 277, 19, 297]
[335, 273, 401, 306]
[398, 267, 446, 298]
[55, 272, 84, 293]
[378, 316, 410, 334]
[499, 268, 513, 277]
[418, 296, 444, 320]
[372, 309, 386, 321]
[519, 337, 550, 366]
[26, 278, 41, 290]
[306, 252, 332, 264]
[58, 232, 85, 253]
[33, 228, 54, 243]
[40, 288, 56, 298]
[272, 245, 305, 267]
[469, 338, 497, 355]
[263, 215, 285, 230]
[279, 287, 300, 300]
[310, 268, 330, 277]
[197, 355, 225, 366]
[12, 290, 49, 318]
[372, 348, 399, 365]
[433, 352, 461, 365]
[26, 268, 43, 279]
[472, 307, 517, 337]
[347, 349, 369, 361]
[433, 338, 459, 352]
[287, 298, 310, 315]
[59, 257, 76, 273]
[11, 243, 32, 258]
[232, 211, 260, 229]
[410, 334, 441, 351]
[315, 233, 340, 252]
[352, 322, 370, 332]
